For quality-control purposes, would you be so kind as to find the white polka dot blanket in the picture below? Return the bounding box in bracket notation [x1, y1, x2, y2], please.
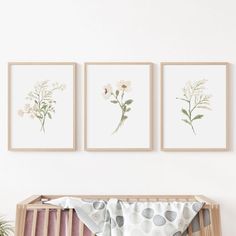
[46, 197, 205, 236]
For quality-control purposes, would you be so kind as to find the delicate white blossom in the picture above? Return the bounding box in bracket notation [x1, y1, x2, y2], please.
[117, 80, 131, 92]
[18, 80, 65, 132]
[102, 81, 133, 134]
[102, 84, 113, 99]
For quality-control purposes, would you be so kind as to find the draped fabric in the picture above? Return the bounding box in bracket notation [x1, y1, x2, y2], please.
[46, 197, 205, 236]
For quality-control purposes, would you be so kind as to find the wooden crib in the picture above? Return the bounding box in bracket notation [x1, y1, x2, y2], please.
[15, 195, 221, 236]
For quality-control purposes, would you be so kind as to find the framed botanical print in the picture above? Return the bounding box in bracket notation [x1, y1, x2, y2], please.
[8, 62, 76, 151]
[160, 62, 229, 151]
[84, 62, 153, 151]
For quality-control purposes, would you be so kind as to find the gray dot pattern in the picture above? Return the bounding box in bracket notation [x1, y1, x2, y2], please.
[116, 216, 124, 227]
[165, 211, 177, 222]
[153, 215, 166, 226]
[93, 201, 106, 210]
[142, 208, 154, 219]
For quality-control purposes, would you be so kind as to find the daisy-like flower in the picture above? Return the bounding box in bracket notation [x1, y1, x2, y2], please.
[102, 84, 113, 99]
[102, 81, 133, 134]
[117, 80, 131, 92]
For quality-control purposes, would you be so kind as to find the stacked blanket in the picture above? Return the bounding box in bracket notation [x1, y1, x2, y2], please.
[46, 197, 205, 236]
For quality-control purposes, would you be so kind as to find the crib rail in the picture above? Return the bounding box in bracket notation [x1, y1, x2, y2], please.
[15, 195, 221, 236]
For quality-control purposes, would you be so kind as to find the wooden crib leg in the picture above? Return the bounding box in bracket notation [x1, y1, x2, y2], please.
[15, 205, 27, 236]
[211, 206, 222, 236]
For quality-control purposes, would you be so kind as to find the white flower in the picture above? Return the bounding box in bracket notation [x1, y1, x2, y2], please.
[18, 109, 24, 117]
[60, 84, 66, 91]
[102, 84, 113, 99]
[117, 80, 131, 92]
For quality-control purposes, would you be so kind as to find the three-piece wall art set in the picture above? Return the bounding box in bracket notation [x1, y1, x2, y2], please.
[8, 62, 229, 151]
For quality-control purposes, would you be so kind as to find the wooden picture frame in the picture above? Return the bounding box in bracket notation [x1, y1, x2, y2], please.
[160, 62, 229, 151]
[84, 62, 153, 151]
[8, 62, 77, 151]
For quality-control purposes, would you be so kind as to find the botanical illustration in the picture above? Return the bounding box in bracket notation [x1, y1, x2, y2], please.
[176, 79, 211, 135]
[18, 80, 66, 132]
[102, 80, 133, 134]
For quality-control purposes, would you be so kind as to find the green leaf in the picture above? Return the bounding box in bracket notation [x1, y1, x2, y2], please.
[181, 108, 189, 117]
[36, 115, 43, 119]
[41, 105, 47, 110]
[192, 114, 204, 121]
[123, 116, 128, 120]
[125, 99, 133, 105]
[48, 113, 52, 119]
[182, 119, 191, 125]
[34, 100, 38, 104]
[116, 90, 119, 97]
[126, 108, 131, 112]
[0, 216, 14, 235]
[110, 100, 118, 104]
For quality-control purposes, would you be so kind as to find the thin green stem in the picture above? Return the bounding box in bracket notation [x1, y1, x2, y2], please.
[176, 97, 189, 103]
[112, 110, 125, 134]
[112, 93, 123, 109]
[188, 100, 196, 135]
[40, 115, 46, 132]
[111, 93, 127, 134]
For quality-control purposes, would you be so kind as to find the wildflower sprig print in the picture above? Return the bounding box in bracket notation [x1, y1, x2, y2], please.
[176, 79, 211, 135]
[18, 80, 65, 132]
[102, 80, 133, 134]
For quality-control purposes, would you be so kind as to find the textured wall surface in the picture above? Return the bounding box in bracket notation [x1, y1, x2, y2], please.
[0, 0, 235, 235]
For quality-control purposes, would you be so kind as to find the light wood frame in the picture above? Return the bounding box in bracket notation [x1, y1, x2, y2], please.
[8, 62, 77, 151]
[160, 62, 229, 151]
[15, 194, 222, 236]
[84, 62, 153, 151]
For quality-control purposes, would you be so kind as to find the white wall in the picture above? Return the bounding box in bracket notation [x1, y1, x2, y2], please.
[0, 0, 235, 235]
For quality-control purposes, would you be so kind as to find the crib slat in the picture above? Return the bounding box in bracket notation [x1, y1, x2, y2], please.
[79, 220, 84, 235]
[187, 223, 193, 236]
[55, 209, 61, 236]
[31, 209, 38, 236]
[68, 209, 73, 236]
[199, 209, 205, 236]
[208, 208, 214, 236]
[43, 208, 49, 236]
